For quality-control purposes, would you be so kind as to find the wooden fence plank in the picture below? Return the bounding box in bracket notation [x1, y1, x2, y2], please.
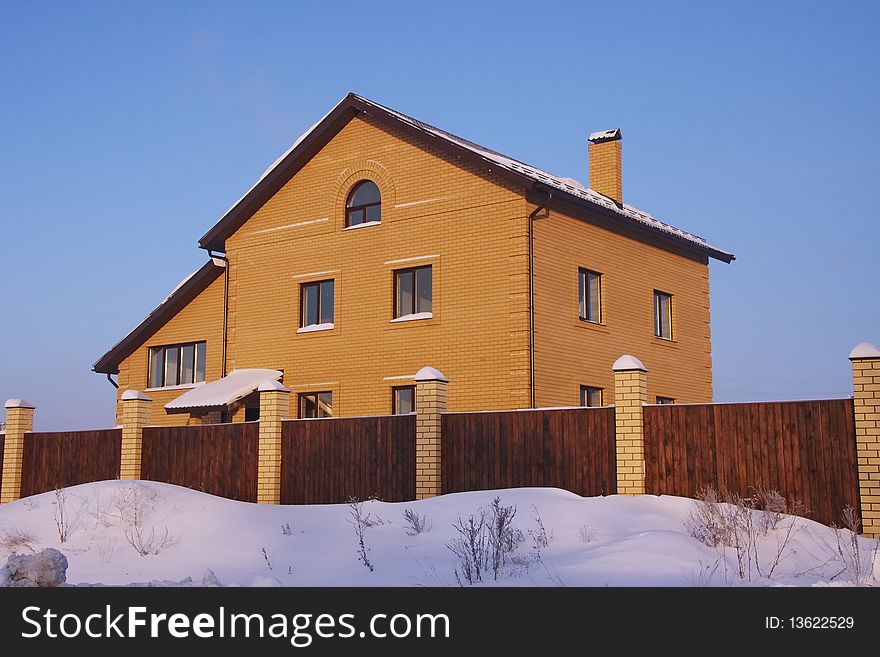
[441, 407, 616, 496]
[141, 423, 258, 503]
[281, 415, 416, 504]
[20, 429, 122, 497]
[644, 399, 859, 527]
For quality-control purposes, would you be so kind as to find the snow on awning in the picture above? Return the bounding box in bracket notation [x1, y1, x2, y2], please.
[164, 368, 282, 413]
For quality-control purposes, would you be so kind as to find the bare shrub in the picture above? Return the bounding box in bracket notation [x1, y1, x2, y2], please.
[402, 508, 431, 537]
[125, 524, 177, 557]
[281, 523, 292, 536]
[832, 506, 879, 586]
[487, 497, 523, 579]
[528, 505, 552, 549]
[0, 528, 38, 554]
[446, 497, 524, 584]
[53, 488, 70, 543]
[685, 487, 732, 547]
[116, 484, 178, 557]
[447, 510, 488, 585]
[262, 547, 273, 571]
[577, 525, 597, 544]
[347, 498, 374, 572]
[686, 486, 803, 582]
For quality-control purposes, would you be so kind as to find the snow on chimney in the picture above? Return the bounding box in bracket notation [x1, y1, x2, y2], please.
[588, 128, 623, 206]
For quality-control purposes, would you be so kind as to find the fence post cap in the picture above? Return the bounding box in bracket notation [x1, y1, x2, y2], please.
[257, 379, 290, 393]
[415, 366, 448, 383]
[612, 355, 647, 372]
[4, 398, 35, 409]
[120, 389, 152, 402]
[849, 341, 880, 360]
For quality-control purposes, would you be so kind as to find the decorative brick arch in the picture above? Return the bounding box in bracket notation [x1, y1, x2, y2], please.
[332, 160, 396, 227]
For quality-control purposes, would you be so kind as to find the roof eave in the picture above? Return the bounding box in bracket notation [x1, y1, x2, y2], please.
[92, 260, 225, 375]
[198, 95, 366, 253]
[528, 185, 735, 264]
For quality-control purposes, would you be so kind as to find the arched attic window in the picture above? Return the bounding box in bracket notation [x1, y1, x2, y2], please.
[345, 180, 381, 227]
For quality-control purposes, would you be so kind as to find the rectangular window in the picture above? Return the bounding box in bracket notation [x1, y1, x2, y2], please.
[299, 391, 333, 418]
[301, 279, 334, 327]
[394, 266, 432, 318]
[392, 386, 416, 414]
[580, 386, 604, 407]
[148, 341, 207, 388]
[578, 268, 602, 323]
[656, 396, 675, 405]
[654, 290, 673, 339]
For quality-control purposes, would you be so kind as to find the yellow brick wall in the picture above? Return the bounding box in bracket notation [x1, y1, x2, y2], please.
[852, 358, 880, 537]
[589, 140, 622, 204]
[223, 115, 531, 418]
[115, 274, 225, 425]
[532, 209, 713, 406]
[113, 113, 716, 422]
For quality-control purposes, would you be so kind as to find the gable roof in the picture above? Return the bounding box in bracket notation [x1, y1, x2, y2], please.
[92, 259, 225, 375]
[199, 93, 734, 263]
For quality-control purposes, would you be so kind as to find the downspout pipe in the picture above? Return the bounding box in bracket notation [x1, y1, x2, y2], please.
[105, 373, 118, 389]
[528, 189, 552, 408]
[209, 251, 230, 377]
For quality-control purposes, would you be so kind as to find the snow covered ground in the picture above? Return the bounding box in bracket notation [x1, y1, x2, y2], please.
[0, 481, 876, 587]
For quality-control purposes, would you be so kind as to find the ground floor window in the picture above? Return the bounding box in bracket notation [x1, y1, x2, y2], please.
[656, 396, 675, 404]
[580, 386, 604, 407]
[299, 391, 333, 418]
[392, 386, 416, 414]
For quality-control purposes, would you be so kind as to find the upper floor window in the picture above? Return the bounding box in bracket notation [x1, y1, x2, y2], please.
[392, 386, 416, 414]
[656, 396, 675, 405]
[346, 180, 381, 227]
[394, 266, 432, 319]
[300, 279, 334, 329]
[299, 391, 333, 418]
[148, 341, 206, 388]
[580, 385, 603, 407]
[578, 268, 602, 323]
[653, 290, 673, 339]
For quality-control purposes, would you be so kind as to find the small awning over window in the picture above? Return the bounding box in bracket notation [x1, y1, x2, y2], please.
[164, 368, 282, 414]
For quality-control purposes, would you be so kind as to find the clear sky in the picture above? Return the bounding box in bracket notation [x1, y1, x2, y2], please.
[1, 1, 878, 430]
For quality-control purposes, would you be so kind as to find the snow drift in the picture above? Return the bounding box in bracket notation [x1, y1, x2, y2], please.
[0, 481, 876, 587]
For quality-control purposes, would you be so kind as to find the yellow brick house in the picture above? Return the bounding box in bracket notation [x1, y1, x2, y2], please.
[93, 93, 734, 426]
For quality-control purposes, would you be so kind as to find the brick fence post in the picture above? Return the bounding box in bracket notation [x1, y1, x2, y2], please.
[120, 390, 152, 480]
[257, 380, 290, 504]
[415, 366, 448, 500]
[850, 341, 880, 537]
[1, 399, 35, 503]
[612, 355, 647, 495]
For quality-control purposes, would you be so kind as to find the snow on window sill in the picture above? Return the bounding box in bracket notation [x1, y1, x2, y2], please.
[145, 381, 206, 393]
[390, 312, 433, 323]
[343, 220, 381, 231]
[297, 322, 335, 334]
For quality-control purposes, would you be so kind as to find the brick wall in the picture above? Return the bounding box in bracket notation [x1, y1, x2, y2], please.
[533, 210, 713, 406]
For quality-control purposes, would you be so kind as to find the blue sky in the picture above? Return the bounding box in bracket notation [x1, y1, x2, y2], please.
[1, 1, 878, 430]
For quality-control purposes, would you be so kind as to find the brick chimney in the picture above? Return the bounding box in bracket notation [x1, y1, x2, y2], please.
[588, 128, 623, 206]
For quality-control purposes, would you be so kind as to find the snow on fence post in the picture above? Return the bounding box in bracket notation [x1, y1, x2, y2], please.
[415, 366, 448, 499]
[257, 380, 290, 504]
[850, 341, 880, 538]
[612, 355, 647, 495]
[1, 399, 35, 503]
[120, 390, 152, 480]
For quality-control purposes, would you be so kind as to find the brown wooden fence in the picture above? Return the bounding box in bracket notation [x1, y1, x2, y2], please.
[20, 429, 122, 497]
[281, 415, 416, 504]
[643, 399, 860, 527]
[441, 407, 617, 496]
[141, 422, 259, 502]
